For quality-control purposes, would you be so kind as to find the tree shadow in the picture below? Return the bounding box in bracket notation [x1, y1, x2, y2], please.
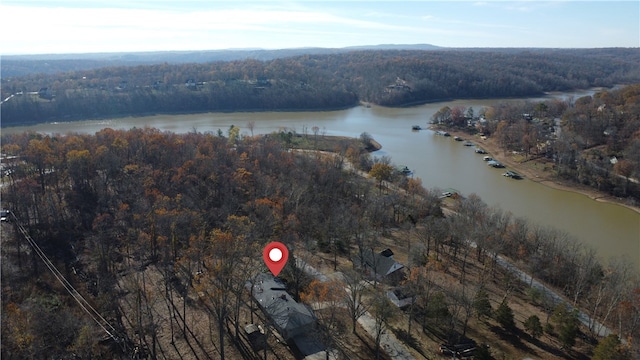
[354, 330, 392, 360]
[523, 334, 589, 360]
[391, 327, 427, 358]
[488, 325, 532, 353]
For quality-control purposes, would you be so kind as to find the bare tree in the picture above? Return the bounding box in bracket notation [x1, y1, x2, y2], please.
[370, 292, 397, 360]
[342, 269, 369, 334]
[586, 257, 634, 336]
[246, 120, 256, 137]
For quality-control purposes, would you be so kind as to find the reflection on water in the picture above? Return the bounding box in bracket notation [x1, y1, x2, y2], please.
[4, 89, 639, 268]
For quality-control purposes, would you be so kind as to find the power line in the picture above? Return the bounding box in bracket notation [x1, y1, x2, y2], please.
[10, 212, 119, 341]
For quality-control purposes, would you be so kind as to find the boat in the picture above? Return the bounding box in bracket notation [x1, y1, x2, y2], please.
[463, 141, 474, 146]
[487, 160, 505, 168]
[483, 156, 493, 161]
[440, 188, 462, 199]
[442, 132, 451, 137]
[397, 165, 412, 175]
[454, 136, 463, 141]
[412, 125, 422, 130]
[474, 148, 487, 154]
[503, 170, 523, 179]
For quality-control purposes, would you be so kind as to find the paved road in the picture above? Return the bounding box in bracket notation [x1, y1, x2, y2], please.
[495, 255, 612, 337]
[357, 312, 416, 360]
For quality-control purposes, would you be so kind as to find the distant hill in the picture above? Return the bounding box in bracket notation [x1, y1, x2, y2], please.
[1, 44, 442, 78]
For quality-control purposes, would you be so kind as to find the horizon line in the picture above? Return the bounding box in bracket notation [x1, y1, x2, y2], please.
[4, 44, 639, 57]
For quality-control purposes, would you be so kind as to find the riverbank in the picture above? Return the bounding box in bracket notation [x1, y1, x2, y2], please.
[432, 126, 640, 215]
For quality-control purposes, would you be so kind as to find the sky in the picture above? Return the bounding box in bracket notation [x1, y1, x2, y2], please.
[1, 0, 638, 55]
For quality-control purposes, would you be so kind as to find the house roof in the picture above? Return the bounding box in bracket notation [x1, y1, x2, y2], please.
[249, 273, 316, 340]
[360, 249, 404, 277]
[387, 287, 414, 308]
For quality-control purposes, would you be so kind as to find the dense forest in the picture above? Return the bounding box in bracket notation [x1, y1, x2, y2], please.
[0, 44, 443, 78]
[433, 84, 640, 203]
[1, 128, 638, 359]
[2, 48, 639, 126]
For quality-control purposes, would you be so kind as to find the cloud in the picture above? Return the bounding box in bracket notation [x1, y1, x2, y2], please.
[1, 1, 636, 53]
[1, 2, 479, 53]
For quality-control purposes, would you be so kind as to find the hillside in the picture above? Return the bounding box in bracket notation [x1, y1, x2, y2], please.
[2, 48, 639, 126]
[1, 128, 638, 359]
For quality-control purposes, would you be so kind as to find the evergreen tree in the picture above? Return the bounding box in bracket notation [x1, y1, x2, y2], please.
[592, 334, 630, 360]
[473, 288, 492, 321]
[494, 300, 515, 330]
[551, 304, 579, 349]
[523, 315, 543, 339]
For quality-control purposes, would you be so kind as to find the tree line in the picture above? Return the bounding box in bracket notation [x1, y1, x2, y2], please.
[1, 127, 638, 358]
[2, 48, 639, 126]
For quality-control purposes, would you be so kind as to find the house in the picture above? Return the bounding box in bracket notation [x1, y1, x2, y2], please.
[357, 248, 405, 284]
[385, 77, 411, 92]
[38, 87, 54, 100]
[185, 79, 198, 89]
[249, 273, 316, 340]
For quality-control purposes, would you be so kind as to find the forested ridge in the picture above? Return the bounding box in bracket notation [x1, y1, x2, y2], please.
[1, 128, 639, 359]
[2, 48, 639, 126]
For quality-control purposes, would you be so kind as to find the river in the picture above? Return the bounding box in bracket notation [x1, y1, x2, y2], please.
[3, 89, 639, 269]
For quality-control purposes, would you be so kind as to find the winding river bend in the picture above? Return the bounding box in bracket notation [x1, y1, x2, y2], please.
[4, 90, 639, 269]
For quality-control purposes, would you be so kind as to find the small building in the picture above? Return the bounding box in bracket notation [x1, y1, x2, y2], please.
[387, 286, 415, 309]
[244, 323, 266, 350]
[1, 209, 11, 222]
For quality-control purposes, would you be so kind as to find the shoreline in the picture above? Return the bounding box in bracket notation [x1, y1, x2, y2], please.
[1, 85, 614, 129]
[432, 126, 640, 215]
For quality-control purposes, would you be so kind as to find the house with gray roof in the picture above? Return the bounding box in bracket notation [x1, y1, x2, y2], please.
[357, 248, 405, 284]
[249, 273, 317, 340]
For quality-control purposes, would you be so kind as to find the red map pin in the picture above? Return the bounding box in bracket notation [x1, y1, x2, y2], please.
[263, 242, 289, 277]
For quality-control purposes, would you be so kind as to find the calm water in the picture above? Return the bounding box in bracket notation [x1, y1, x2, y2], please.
[4, 89, 639, 268]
